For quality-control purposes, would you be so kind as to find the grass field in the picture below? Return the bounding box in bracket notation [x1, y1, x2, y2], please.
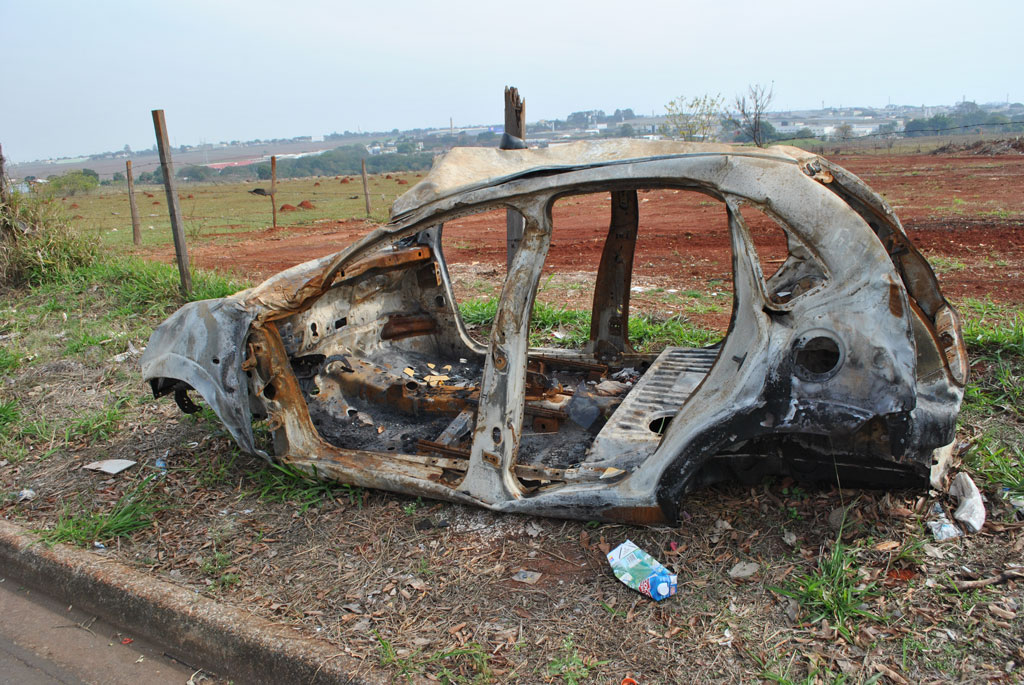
[61, 172, 421, 248]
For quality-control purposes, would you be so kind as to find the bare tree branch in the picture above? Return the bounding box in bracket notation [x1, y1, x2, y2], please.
[734, 83, 774, 147]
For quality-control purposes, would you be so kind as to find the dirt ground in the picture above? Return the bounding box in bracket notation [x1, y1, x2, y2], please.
[149, 153, 1024, 322]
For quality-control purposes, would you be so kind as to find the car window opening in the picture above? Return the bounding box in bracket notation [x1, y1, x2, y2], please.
[512, 188, 736, 483]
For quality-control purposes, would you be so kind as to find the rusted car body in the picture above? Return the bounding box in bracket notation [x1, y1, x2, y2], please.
[141, 140, 967, 524]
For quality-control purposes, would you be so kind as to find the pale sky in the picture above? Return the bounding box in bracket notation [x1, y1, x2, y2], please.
[2, 0, 1021, 162]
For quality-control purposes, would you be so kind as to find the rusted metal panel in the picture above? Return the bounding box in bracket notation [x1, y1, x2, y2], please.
[587, 189, 638, 361]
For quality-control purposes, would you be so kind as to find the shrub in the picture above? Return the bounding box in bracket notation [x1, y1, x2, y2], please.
[43, 170, 99, 196]
[0, 191, 98, 286]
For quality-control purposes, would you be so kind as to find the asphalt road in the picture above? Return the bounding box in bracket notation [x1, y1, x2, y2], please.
[0, 577, 200, 684]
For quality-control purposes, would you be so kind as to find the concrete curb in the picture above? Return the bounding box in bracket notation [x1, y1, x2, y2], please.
[0, 519, 384, 684]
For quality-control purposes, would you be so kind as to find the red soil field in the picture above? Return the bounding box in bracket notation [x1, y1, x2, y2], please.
[156, 153, 1024, 315]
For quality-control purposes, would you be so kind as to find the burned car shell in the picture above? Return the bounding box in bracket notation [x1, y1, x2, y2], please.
[142, 140, 967, 524]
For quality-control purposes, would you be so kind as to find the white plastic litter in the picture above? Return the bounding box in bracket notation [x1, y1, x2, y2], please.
[949, 472, 986, 533]
[84, 459, 137, 475]
[927, 503, 962, 541]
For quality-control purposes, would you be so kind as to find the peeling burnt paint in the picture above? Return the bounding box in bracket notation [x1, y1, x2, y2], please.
[141, 140, 966, 524]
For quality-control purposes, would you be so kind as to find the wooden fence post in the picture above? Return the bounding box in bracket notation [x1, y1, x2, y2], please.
[151, 109, 193, 296]
[361, 159, 371, 217]
[502, 86, 526, 270]
[270, 155, 278, 229]
[126, 160, 142, 246]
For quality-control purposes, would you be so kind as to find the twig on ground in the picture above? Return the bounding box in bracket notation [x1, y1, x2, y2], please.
[951, 568, 1024, 591]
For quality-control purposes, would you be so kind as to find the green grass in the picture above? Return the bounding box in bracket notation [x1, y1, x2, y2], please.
[756, 650, 861, 685]
[546, 636, 608, 684]
[199, 549, 242, 591]
[374, 630, 492, 683]
[963, 358, 1023, 418]
[965, 435, 1024, 499]
[0, 399, 19, 439]
[425, 643, 492, 684]
[189, 449, 239, 488]
[250, 461, 352, 512]
[34, 257, 248, 317]
[957, 300, 1024, 500]
[927, 255, 967, 273]
[374, 631, 420, 680]
[38, 476, 160, 546]
[6, 400, 126, 452]
[0, 346, 19, 374]
[775, 540, 881, 642]
[961, 308, 1024, 358]
[200, 550, 232, 575]
[67, 399, 127, 443]
[63, 326, 115, 356]
[459, 298, 719, 351]
[0, 257, 249, 373]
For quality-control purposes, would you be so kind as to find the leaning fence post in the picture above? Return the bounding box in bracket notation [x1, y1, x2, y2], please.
[126, 160, 142, 246]
[151, 109, 193, 296]
[361, 159, 371, 218]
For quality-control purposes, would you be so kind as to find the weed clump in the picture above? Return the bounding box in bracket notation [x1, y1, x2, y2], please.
[0, 191, 98, 286]
[38, 476, 161, 546]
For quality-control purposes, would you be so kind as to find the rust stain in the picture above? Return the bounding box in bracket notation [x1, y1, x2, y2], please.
[602, 505, 669, 525]
[381, 313, 437, 340]
[888, 281, 904, 318]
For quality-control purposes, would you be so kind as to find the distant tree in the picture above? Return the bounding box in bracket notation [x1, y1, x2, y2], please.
[137, 168, 165, 184]
[396, 141, 416, 154]
[111, 171, 126, 182]
[123, 144, 132, 154]
[794, 127, 815, 139]
[176, 165, 214, 182]
[475, 130, 498, 145]
[904, 114, 954, 137]
[734, 83, 774, 147]
[662, 93, 725, 141]
[44, 170, 98, 196]
[982, 113, 1019, 132]
[567, 111, 594, 128]
[834, 123, 854, 140]
[618, 123, 635, 138]
[955, 101, 986, 125]
[81, 168, 99, 181]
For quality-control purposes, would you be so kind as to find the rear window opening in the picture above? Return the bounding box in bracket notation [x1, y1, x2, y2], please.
[739, 203, 828, 305]
[513, 188, 737, 477]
